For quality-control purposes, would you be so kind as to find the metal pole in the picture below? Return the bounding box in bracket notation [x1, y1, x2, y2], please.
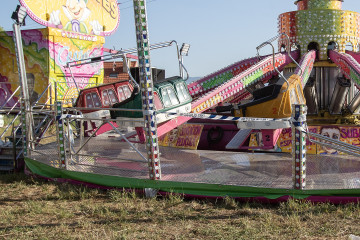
[56, 102, 67, 169]
[292, 104, 307, 190]
[50, 82, 53, 107]
[66, 117, 72, 165]
[12, 23, 34, 154]
[54, 81, 58, 105]
[133, 0, 161, 180]
[20, 99, 27, 156]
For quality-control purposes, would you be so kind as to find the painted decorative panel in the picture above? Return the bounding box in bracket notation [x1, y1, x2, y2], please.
[0, 28, 104, 106]
[19, 0, 120, 36]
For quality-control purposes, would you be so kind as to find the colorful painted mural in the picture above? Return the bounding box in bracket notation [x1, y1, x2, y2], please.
[0, 27, 104, 107]
[19, 0, 120, 36]
[277, 125, 360, 155]
[49, 27, 104, 103]
[278, 126, 319, 154]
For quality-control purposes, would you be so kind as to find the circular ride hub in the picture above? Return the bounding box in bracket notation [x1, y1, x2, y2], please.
[279, 0, 360, 59]
[278, 0, 360, 126]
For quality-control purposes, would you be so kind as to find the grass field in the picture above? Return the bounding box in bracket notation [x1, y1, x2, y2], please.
[1, 173, 360, 239]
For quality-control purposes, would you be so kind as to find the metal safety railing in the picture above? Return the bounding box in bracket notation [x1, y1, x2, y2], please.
[0, 83, 53, 141]
[308, 131, 360, 158]
[28, 102, 151, 172]
[256, 33, 302, 92]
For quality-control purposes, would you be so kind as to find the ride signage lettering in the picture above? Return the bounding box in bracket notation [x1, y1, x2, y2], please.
[95, 0, 117, 19]
[158, 124, 204, 150]
[277, 126, 360, 155]
[277, 126, 317, 154]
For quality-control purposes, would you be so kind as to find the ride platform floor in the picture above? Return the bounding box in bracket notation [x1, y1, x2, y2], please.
[30, 133, 360, 190]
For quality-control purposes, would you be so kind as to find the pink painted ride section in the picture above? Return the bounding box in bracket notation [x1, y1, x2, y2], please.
[294, 50, 316, 87]
[345, 50, 360, 64]
[157, 51, 300, 137]
[187, 56, 262, 98]
[329, 50, 360, 90]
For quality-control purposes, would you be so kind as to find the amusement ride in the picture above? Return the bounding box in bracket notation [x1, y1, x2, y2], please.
[1, 0, 360, 202]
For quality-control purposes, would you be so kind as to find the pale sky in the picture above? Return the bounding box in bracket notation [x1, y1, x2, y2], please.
[1, 0, 360, 77]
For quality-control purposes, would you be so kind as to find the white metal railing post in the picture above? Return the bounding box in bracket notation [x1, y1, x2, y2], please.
[20, 98, 28, 156]
[133, 0, 161, 180]
[13, 18, 34, 154]
[292, 104, 307, 190]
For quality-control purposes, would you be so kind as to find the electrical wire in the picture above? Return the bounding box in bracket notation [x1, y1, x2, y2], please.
[120, 0, 157, 10]
[118, 0, 133, 4]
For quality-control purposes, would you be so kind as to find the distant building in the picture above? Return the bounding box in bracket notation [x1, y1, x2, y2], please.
[104, 60, 167, 85]
[103, 61, 138, 84]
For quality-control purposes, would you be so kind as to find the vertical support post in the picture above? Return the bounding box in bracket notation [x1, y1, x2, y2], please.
[133, 0, 161, 180]
[13, 23, 33, 154]
[66, 117, 72, 163]
[49, 83, 53, 107]
[54, 81, 58, 105]
[11, 123, 17, 169]
[292, 104, 307, 190]
[80, 119, 84, 145]
[56, 101, 66, 169]
[79, 117, 83, 164]
[20, 98, 27, 157]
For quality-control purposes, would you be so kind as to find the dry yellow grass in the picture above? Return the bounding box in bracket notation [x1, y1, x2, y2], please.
[0, 173, 360, 239]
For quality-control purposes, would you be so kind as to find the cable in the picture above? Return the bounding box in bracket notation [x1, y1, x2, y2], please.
[119, 0, 133, 4]
[120, 0, 157, 10]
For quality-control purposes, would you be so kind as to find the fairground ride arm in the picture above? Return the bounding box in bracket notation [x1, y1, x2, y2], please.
[157, 50, 300, 137]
